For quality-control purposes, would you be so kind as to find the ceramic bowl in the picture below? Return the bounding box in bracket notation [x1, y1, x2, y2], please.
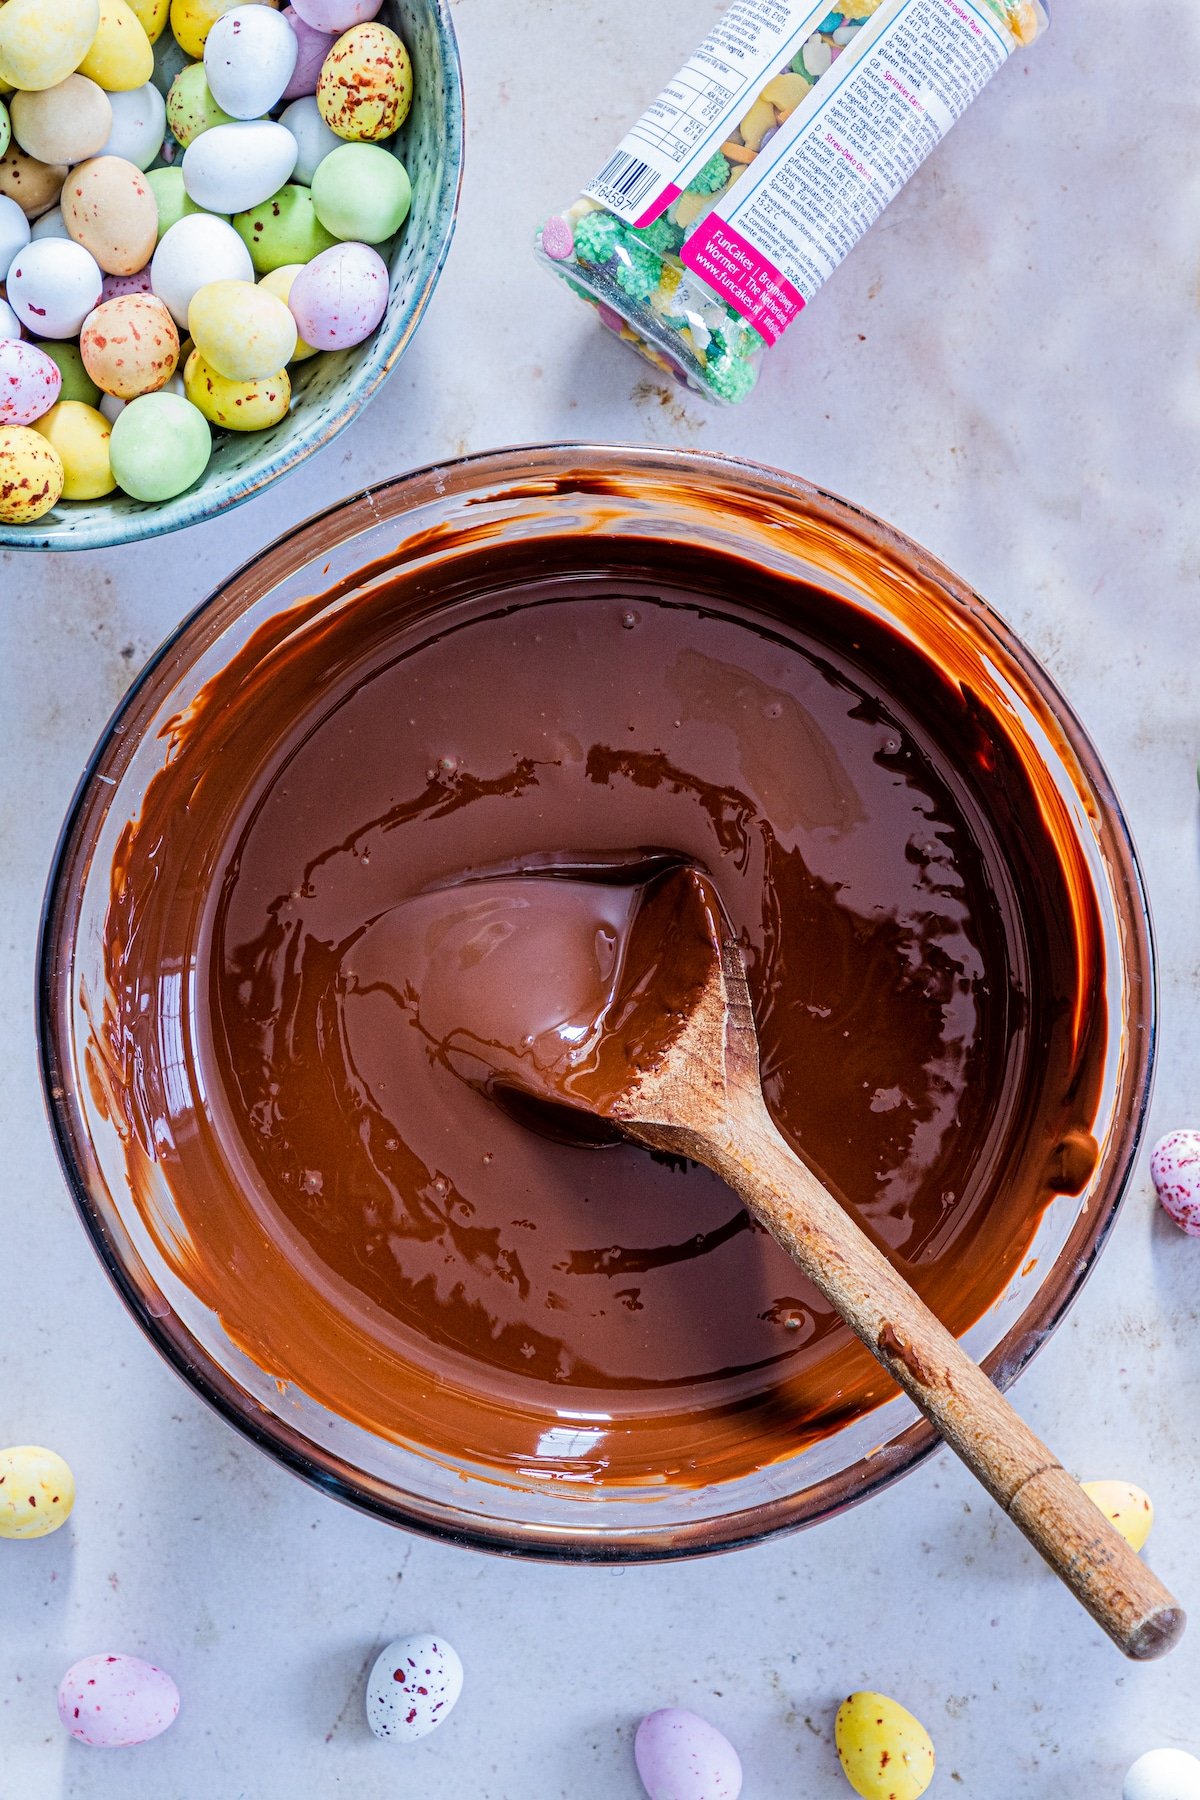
[2, 0, 462, 552]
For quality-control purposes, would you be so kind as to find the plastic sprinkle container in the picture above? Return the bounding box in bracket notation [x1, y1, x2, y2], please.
[537, 0, 1046, 403]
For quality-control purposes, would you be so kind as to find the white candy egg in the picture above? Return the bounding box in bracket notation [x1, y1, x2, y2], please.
[150, 211, 253, 325]
[365, 1633, 463, 1743]
[1124, 1749, 1200, 1800]
[31, 208, 71, 242]
[205, 6, 299, 118]
[182, 120, 298, 215]
[278, 95, 340, 185]
[100, 82, 168, 170]
[0, 193, 32, 281]
[635, 1709, 743, 1800]
[7, 239, 103, 338]
[0, 298, 21, 339]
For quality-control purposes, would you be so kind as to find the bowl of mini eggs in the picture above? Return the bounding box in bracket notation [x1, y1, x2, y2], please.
[0, 0, 462, 549]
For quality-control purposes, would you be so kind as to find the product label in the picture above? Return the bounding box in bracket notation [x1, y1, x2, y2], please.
[682, 0, 1014, 342]
[586, 0, 834, 227]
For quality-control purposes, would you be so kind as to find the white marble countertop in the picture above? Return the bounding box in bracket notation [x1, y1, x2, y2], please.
[3, 0, 1199, 1793]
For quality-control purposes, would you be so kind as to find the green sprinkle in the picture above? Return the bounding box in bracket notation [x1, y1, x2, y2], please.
[615, 239, 661, 302]
[705, 353, 758, 403]
[687, 151, 731, 195]
[572, 211, 625, 266]
[634, 214, 685, 256]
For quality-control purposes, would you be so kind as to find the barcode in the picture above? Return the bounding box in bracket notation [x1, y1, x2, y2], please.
[589, 150, 660, 212]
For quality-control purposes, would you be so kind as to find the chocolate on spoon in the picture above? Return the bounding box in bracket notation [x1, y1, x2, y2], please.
[455, 860, 1184, 1661]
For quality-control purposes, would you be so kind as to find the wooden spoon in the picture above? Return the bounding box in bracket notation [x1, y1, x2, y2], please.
[490, 864, 1185, 1660]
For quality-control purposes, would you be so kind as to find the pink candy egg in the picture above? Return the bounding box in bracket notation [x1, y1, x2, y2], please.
[1151, 1130, 1200, 1235]
[281, 7, 336, 100]
[288, 240, 387, 349]
[0, 338, 63, 425]
[290, 0, 382, 29]
[635, 1709, 743, 1800]
[102, 267, 154, 302]
[58, 1653, 180, 1749]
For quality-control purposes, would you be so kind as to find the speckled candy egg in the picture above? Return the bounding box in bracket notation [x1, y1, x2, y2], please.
[233, 183, 333, 272]
[109, 388, 210, 497]
[99, 81, 167, 170]
[0, 338, 63, 424]
[0, 424, 64, 518]
[34, 399, 115, 496]
[170, 0, 280, 61]
[10, 77, 114, 167]
[182, 118, 297, 213]
[835, 1693, 935, 1800]
[58, 1653, 179, 1747]
[62, 155, 158, 275]
[278, 93, 340, 183]
[205, 5, 298, 116]
[188, 276, 294, 377]
[257, 262, 314, 356]
[0, 1444, 75, 1536]
[166, 63, 235, 146]
[287, 239, 385, 347]
[78, 0, 156, 93]
[150, 211, 252, 324]
[184, 344, 288, 425]
[635, 1709, 742, 1800]
[81, 292, 179, 396]
[0, 191, 32, 279]
[0, 147, 69, 220]
[365, 1633, 463, 1742]
[0, 103, 9, 163]
[129, 0, 171, 42]
[291, 0, 380, 27]
[1124, 1750, 1200, 1800]
[316, 22, 412, 143]
[311, 141, 409, 243]
[7, 237, 103, 336]
[1151, 1130, 1200, 1236]
[280, 7, 334, 100]
[0, 0, 101, 94]
[1082, 1479, 1154, 1551]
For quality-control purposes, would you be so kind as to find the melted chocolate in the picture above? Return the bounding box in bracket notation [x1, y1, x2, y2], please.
[95, 533, 1106, 1488]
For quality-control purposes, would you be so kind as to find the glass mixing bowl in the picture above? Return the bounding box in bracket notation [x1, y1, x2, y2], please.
[38, 445, 1155, 1558]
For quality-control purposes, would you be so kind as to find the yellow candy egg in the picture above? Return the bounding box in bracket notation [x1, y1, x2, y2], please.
[258, 265, 317, 361]
[81, 293, 180, 396]
[184, 346, 289, 429]
[33, 400, 115, 497]
[78, 0, 155, 92]
[0, 146, 69, 219]
[62, 154, 158, 274]
[127, 0, 170, 43]
[169, 0, 279, 61]
[0, 425, 65, 522]
[0, 0, 101, 94]
[316, 23, 413, 143]
[1083, 1480, 1154, 1552]
[188, 278, 296, 381]
[835, 1693, 935, 1800]
[0, 1445, 75, 1537]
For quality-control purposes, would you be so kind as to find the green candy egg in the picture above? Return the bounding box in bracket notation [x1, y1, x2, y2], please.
[232, 185, 337, 274]
[0, 100, 10, 162]
[146, 166, 214, 239]
[310, 144, 411, 246]
[165, 63, 234, 147]
[110, 392, 211, 501]
[34, 341, 101, 408]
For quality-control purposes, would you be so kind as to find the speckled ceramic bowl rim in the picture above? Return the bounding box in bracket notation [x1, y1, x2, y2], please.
[38, 445, 1158, 1560]
[1, 2, 463, 556]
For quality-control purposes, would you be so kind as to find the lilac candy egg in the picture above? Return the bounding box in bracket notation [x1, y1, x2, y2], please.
[58, 1653, 180, 1749]
[635, 1709, 743, 1800]
[102, 267, 154, 301]
[1151, 1130, 1200, 1236]
[290, 0, 382, 30]
[288, 241, 387, 349]
[281, 7, 336, 100]
[0, 338, 63, 425]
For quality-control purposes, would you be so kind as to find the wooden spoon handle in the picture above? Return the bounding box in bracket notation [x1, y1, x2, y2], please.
[706, 1110, 1185, 1660]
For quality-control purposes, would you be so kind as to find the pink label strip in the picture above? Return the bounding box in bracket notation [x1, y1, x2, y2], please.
[680, 218, 805, 346]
